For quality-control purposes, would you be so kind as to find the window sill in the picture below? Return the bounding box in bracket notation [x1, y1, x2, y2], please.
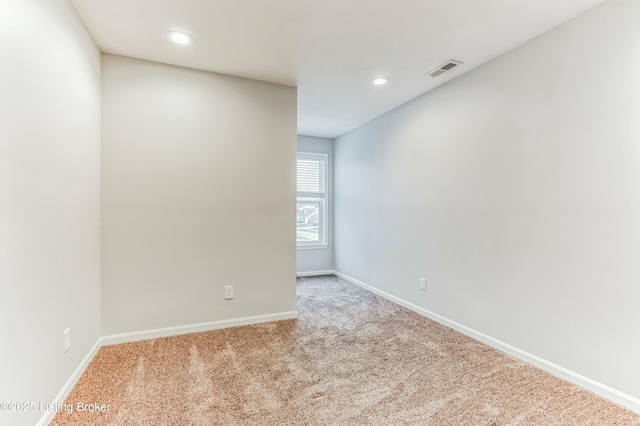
[297, 245, 329, 250]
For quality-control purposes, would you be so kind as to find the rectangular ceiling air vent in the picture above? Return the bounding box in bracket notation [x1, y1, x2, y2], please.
[427, 60, 463, 79]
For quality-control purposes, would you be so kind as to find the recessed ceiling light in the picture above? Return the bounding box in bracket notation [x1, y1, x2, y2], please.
[166, 31, 193, 45]
[371, 77, 390, 86]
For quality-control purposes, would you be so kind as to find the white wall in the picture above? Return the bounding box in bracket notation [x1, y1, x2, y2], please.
[101, 55, 297, 335]
[297, 135, 334, 273]
[335, 0, 640, 405]
[0, 1, 102, 425]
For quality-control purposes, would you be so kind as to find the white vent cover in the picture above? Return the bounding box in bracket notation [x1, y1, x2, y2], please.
[427, 60, 463, 79]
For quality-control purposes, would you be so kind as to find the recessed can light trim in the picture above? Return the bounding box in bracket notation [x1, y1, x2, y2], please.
[166, 31, 193, 45]
[371, 77, 390, 86]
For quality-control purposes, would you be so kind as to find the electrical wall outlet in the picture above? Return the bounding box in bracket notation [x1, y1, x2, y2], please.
[63, 328, 71, 353]
[224, 285, 234, 300]
[420, 278, 427, 291]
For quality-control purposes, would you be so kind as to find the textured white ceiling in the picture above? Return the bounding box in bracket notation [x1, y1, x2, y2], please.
[71, 0, 606, 138]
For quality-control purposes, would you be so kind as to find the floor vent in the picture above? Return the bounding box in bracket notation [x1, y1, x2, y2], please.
[427, 60, 463, 78]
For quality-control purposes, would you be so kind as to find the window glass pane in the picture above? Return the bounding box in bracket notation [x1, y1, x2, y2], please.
[297, 201, 320, 242]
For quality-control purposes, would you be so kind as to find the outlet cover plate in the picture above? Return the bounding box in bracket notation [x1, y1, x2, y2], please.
[63, 328, 71, 353]
[224, 285, 234, 300]
[420, 278, 427, 291]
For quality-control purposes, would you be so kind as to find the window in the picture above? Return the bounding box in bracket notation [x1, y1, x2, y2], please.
[297, 152, 328, 248]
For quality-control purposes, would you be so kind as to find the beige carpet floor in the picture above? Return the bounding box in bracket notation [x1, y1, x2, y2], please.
[52, 275, 639, 425]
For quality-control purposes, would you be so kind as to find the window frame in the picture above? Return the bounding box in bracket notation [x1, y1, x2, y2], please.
[296, 151, 328, 250]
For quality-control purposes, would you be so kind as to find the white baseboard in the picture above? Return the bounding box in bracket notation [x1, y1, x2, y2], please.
[332, 270, 640, 414]
[36, 339, 102, 426]
[296, 270, 335, 277]
[37, 310, 297, 425]
[101, 311, 298, 346]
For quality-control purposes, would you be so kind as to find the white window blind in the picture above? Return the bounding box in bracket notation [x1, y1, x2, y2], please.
[297, 157, 326, 194]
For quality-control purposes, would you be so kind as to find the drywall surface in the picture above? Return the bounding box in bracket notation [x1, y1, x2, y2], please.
[335, 0, 640, 402]
[297, 135, 334, 273]
[0, 1, 102, 425]
[101, 55, 297, 335]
